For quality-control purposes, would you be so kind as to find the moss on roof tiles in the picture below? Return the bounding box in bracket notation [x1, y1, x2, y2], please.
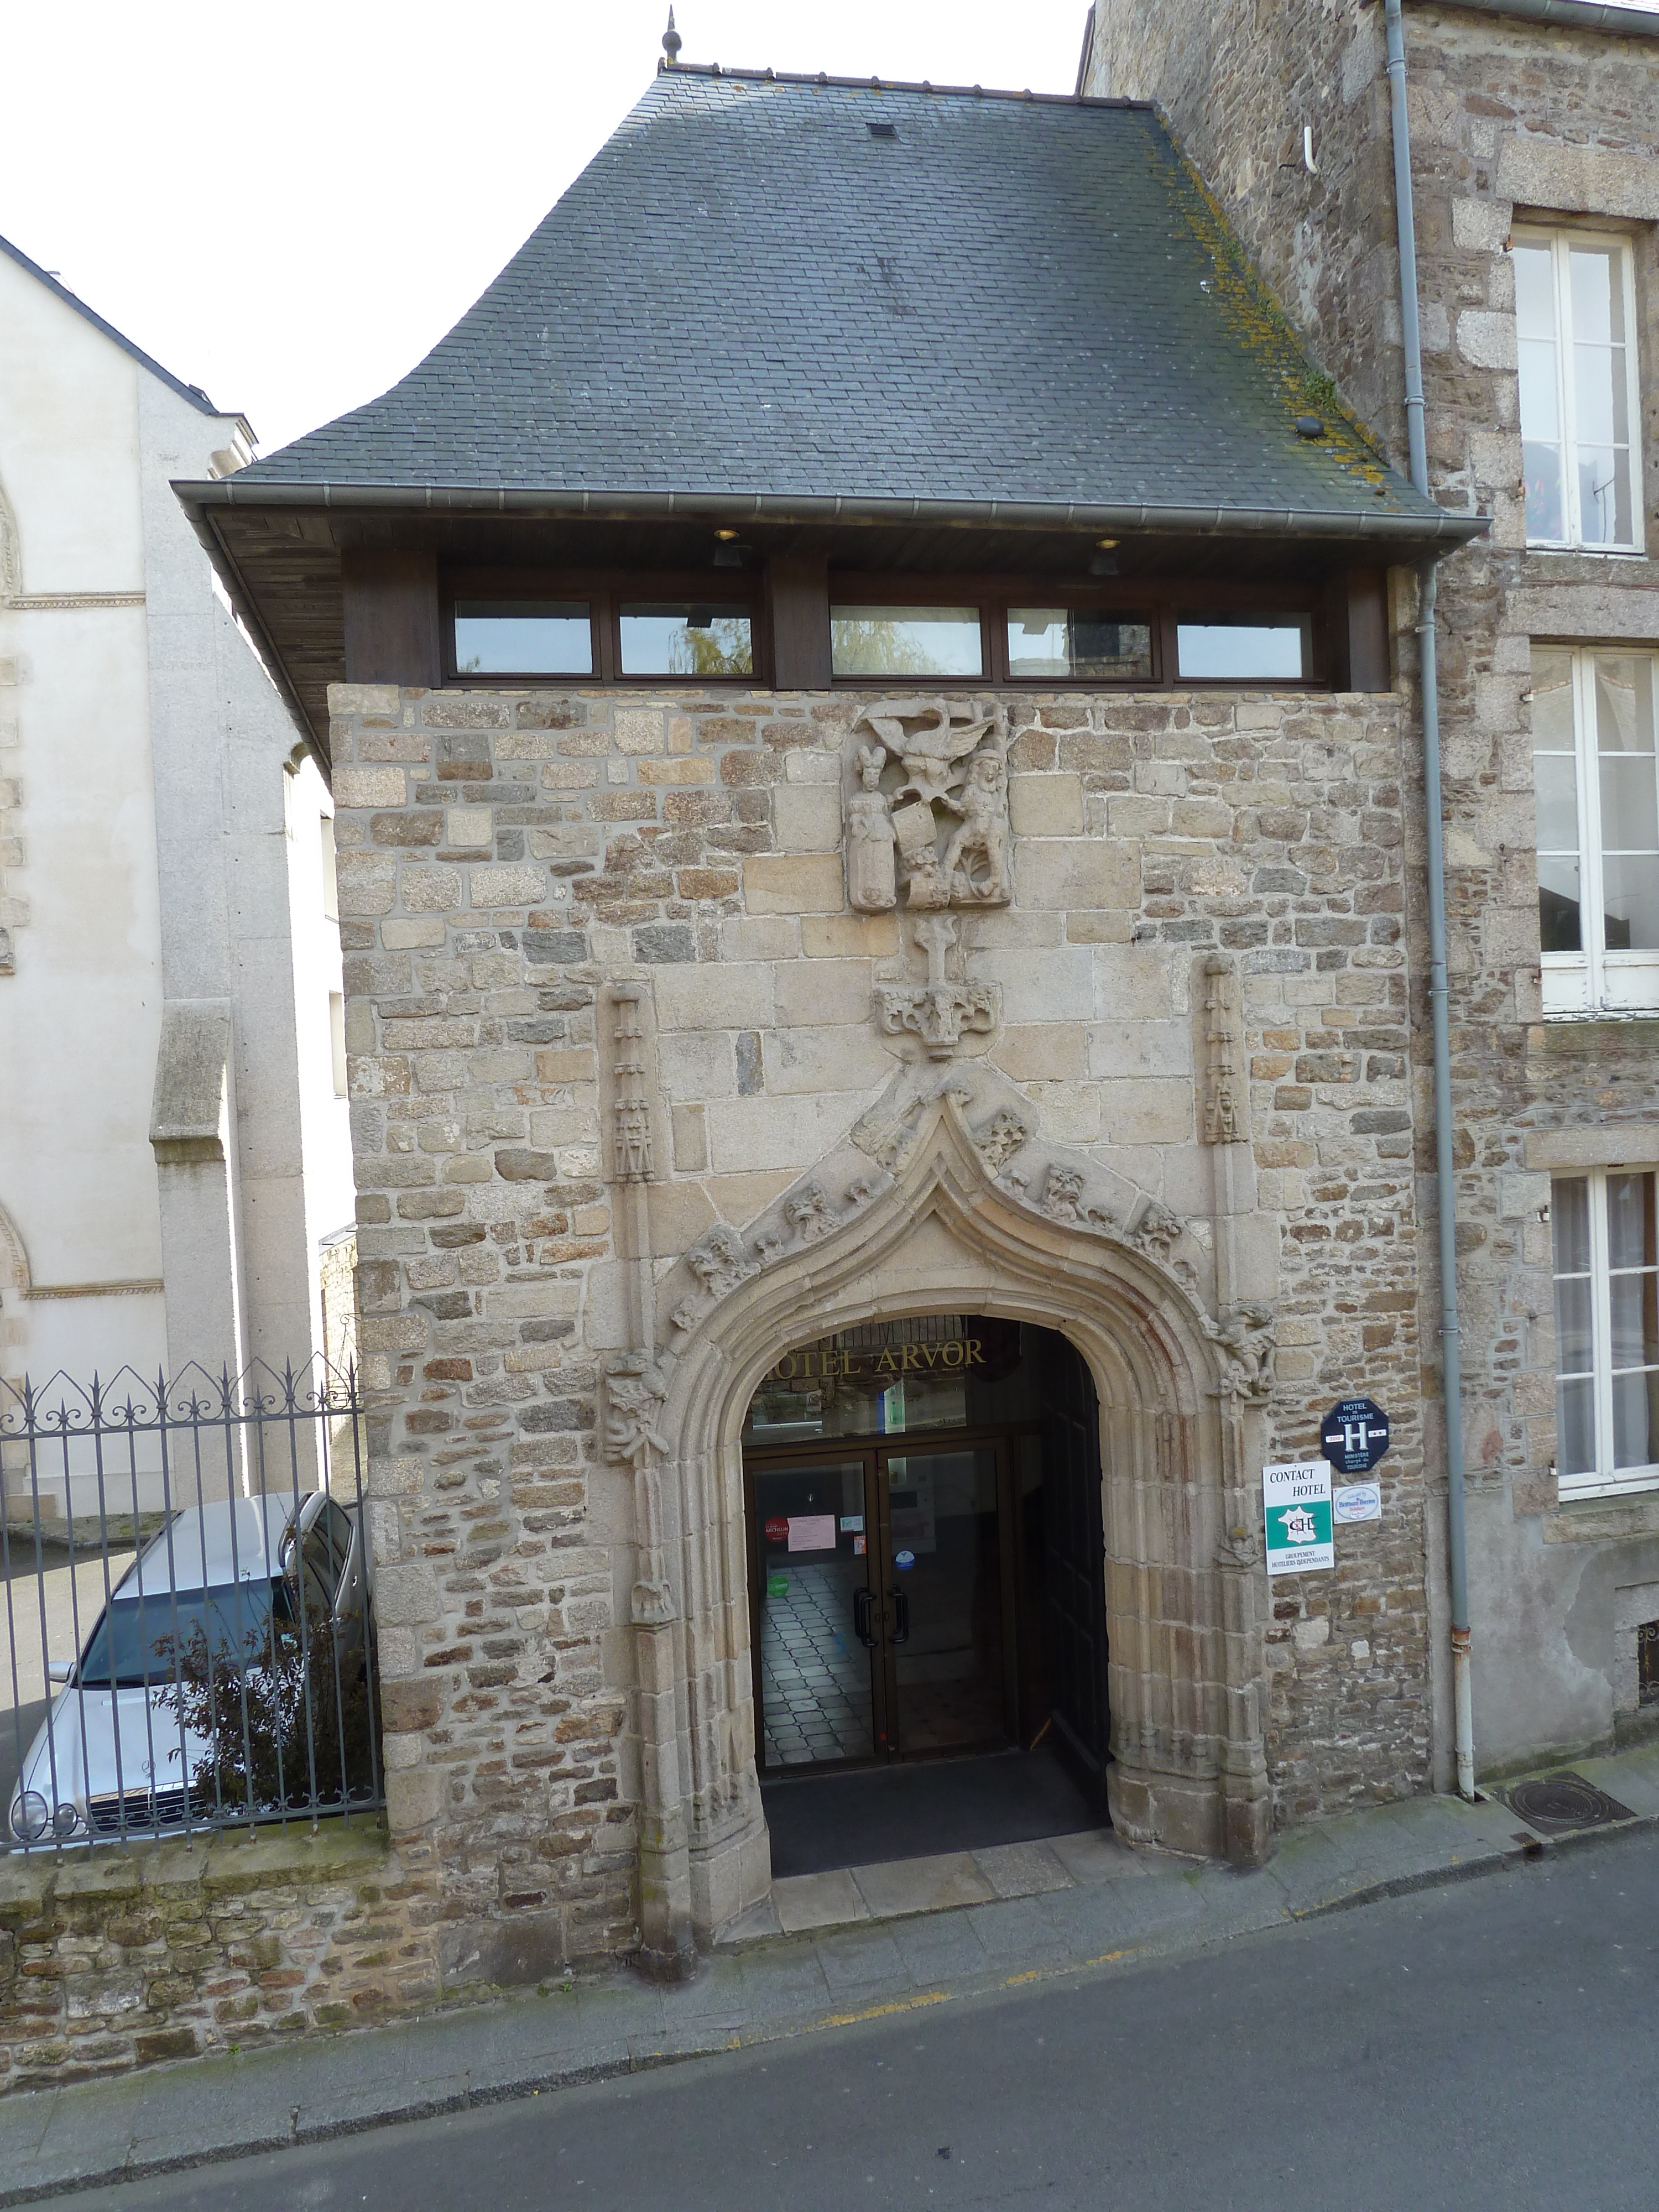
[239, 69, 1439, 526]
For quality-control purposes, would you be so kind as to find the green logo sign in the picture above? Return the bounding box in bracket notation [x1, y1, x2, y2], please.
[1262, 1460, 1334, 1575]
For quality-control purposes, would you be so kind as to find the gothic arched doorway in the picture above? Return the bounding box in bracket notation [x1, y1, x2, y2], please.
[625, 1089, 1273, 1974]
[741, 1316, 1110, 1865]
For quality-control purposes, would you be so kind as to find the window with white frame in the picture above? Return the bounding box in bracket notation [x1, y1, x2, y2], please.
[1552, 1171, 1659, 1499]
[1532, 645, 1659, 1014]
[1515, 228, 1643, 552]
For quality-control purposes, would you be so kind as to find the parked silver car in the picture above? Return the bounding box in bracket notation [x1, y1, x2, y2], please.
[8, 1490, 370, 1847]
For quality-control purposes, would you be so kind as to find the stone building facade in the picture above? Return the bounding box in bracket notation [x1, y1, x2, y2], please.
[174, 61, 1484, 1986]
[327, 668, 1432, 1963]
[1082, 0, 1659, 1779]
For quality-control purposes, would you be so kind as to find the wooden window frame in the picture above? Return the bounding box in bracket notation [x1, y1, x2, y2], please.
[1172, 612, 1317, 687]
[823, 572, 1332, 691]
[434, 565, 1356, 693]
[440, 569, 767, 687]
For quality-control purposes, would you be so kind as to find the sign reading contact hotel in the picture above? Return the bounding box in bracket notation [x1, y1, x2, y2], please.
[1262, 1460, 1335, 1576]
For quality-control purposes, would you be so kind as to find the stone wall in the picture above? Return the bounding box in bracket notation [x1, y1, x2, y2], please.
[1085, 0, 1659, 1773]
[0, 1819, 434, 2093]
[1085, 0, 1406, 456]
[330, 667, 1436, 1955]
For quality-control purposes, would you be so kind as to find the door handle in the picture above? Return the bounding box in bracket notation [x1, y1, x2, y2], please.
[892, 1591, 910, 1646]
[853, 1588, 877, 1648]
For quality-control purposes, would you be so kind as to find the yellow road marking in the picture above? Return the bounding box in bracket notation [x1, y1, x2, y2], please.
[816, 1991, 950, 2029]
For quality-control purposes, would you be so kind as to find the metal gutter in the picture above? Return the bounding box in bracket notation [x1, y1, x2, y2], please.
[173, 477, 1486, 547]
[1412, 0, 1659, 33]
[1386, 0, 1477, 1804]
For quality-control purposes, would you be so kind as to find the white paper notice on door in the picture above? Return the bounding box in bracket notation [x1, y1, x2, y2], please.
[787, 1514, 838, 1553]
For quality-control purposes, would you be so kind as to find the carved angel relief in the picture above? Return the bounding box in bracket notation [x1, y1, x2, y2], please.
[844, 700, 1011, 913]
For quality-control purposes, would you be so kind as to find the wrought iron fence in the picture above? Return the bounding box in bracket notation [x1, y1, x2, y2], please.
[0, 1360, 382, 1854]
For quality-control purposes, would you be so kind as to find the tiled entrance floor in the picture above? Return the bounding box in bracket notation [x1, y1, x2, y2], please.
[722, 1824, 1146, 1942]
[760, 1563, 873, 1765]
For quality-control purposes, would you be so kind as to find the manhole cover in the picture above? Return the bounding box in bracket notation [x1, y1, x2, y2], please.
[1499, 1770, 1635, 1837]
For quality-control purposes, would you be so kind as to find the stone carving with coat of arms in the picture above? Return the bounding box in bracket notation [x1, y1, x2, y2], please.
[844, 699, 1011, 913]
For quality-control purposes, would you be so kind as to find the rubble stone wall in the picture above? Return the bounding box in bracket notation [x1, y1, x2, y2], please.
[1086, 0, 1659, 1772]
[0, 1820, 436, 2094]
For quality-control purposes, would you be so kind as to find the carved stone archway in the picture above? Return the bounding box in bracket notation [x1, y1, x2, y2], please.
[620, 1083, 1272, 1974]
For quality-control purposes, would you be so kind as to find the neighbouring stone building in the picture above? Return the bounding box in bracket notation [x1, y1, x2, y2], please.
[169, 41, 1494, 1991]
[0, 236, 354, 1509]
[1080, 0, 1659, 1788]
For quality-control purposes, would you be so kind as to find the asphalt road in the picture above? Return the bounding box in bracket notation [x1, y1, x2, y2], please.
[66, 1828, 1659, 2212]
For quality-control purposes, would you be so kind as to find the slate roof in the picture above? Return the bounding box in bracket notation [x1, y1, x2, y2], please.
[229, 68, 1469, 540]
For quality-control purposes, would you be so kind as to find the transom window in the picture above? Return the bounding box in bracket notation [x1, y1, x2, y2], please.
[1515, 228, 1643, 553]
[831, 606, 983, 679]
[1175, 618, 1308, 682]
[1552, 1171, 1659, 1499]
[1007, 609, 1154, 681]
[822, 593, 1316, 685]
[443, 589, 758, 683]
[1532, 645, 1659, 1014]
[454, 600, 592, 676]
[441, 575, 1326, 688]
[618, 604, 752, 677]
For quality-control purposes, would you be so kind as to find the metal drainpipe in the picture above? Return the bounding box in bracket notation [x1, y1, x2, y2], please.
[1385, 0, 1475, 1801]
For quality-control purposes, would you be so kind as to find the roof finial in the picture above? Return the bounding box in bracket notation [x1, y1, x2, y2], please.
[661, 7, 682, 66]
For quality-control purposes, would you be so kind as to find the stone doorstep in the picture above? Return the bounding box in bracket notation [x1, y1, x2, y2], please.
[727, 1757, 1659, 1952]
[722, 1826, 1145, 1943]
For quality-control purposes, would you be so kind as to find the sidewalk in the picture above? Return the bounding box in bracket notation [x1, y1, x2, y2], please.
[5, 1740, 1657, 2205]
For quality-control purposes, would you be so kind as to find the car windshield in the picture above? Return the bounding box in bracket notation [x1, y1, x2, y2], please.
[76, 1579, 297, 1688]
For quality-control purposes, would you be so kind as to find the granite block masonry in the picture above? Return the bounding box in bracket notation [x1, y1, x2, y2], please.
[329, 673, 1435, 1976]
[1084, 0, 1659, 1783]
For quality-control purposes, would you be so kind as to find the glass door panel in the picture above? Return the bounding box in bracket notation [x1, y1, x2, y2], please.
[752, 1458, 876, 1769]
[880, 1446, 1009, 1757]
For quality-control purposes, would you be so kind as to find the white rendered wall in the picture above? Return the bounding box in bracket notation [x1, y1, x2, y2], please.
[285, 754, 354, 1373]
[1, 255, 353, 1511]
[0, 254, 168, 1401]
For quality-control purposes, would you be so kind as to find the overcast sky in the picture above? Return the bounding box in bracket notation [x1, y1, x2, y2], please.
[2, 2, 1091, 455]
